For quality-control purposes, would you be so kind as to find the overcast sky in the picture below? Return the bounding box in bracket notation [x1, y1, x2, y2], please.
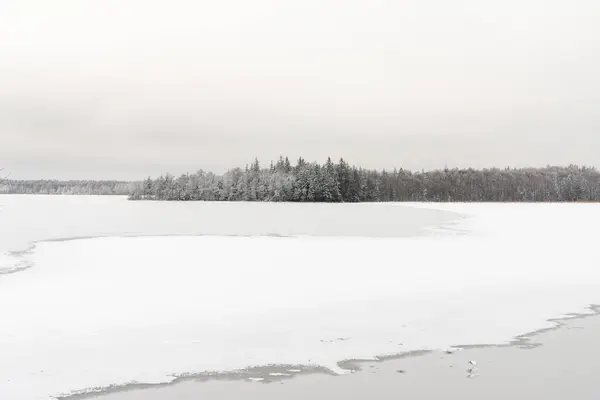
[1, 0, 599, 180]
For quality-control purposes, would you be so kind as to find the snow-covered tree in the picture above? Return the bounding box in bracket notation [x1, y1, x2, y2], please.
[6, 161, 599, 203]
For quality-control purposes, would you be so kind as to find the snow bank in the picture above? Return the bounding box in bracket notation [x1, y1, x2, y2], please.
[1, 203, 600, 399]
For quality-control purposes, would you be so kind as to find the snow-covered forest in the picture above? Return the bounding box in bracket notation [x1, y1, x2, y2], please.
[0, 180, 133, 195]
[128, 157, 600, 202]
[2, 159, 599, 201]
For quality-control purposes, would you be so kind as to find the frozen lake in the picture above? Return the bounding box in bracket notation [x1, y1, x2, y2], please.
[0, 195, 459, 274]
[1, 196, 599, 400]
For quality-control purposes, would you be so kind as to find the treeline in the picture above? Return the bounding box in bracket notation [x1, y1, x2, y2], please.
[0, 180, 134, 195]
[129, 157, 600, 202]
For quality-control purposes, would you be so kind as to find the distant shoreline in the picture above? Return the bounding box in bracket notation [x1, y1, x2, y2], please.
[2, 162, 600, 203]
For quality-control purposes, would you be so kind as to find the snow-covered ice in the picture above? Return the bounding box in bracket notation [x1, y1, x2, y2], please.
[1, 197, 600, 400]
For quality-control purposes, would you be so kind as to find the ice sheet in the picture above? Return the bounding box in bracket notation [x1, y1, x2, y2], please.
[1, 202, 599, 399]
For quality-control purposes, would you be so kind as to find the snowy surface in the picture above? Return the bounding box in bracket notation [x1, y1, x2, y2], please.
[1, 198, 600, 399]
[0, 195, 457, 273]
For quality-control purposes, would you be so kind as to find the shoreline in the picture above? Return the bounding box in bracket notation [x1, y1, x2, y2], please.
[62, 304, 600, 400]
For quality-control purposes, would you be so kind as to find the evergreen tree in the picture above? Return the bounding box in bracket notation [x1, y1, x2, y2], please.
[10, 159, 598, 203]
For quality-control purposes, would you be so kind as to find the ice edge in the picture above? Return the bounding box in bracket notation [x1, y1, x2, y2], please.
[56, 303, 600, 400]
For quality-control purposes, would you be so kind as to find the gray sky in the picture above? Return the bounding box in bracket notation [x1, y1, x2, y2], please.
[1, 0, 599, 180]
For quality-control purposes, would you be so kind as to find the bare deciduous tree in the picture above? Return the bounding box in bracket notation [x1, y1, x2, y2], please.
[0, 168, 8, 184]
